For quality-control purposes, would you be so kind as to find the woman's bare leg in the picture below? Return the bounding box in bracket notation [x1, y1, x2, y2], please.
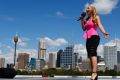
[91, 56, 97, 72]
[90, 56, 98, 79]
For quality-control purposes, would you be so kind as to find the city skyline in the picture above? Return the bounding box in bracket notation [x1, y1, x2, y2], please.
[0, 0, 120, 64]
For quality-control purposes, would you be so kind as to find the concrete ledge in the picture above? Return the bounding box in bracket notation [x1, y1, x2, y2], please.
[15, 75, 120, 78]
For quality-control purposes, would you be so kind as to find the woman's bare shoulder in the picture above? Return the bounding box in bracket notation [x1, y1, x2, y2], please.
[96, 15, 100, 19]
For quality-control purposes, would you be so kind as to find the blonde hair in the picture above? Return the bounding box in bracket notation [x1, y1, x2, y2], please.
[87, 5, 97, 24]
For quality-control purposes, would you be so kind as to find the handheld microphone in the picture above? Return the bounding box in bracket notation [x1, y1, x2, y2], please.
[77, 12, 86, 21]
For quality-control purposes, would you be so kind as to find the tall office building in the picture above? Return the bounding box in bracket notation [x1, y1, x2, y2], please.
[117, 51, 120, 64]
[74, 53, 79, 67]
[40, 59, 46, 69]
[18, 53, 29, 69]
[38, 40, 46, 60]
[56, 49, 63, 67]
[0, 58, 5, 68]
[48, 53, 56, 68]
[36, 59, 40, 70]
[78, 56, 82, 63]
[60, 45, 76, 69]
[29, 58, 36, 69]
[104, 45, 117, 70]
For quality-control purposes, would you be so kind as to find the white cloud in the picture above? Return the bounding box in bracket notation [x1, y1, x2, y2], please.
[105, 40, 116, 46]
[0, 16, 15, 21]
[85, 0, 118, 14]
[4, 49, 14, 64]
[55, 11, 71, 19]
[56, 11, 64, 17]
[18, 42, 27, 47]
[0, 50, 3, 56]
[16, 37, 30, 47]
[21, 37, 31, 41]
[17, 38, 27, 47]
[7, 17, 14, 21]
[74, 44, 87, 59]
[40, 37, 68, 47]
[46, 11, 71, 19]
[105, 38, 120, 50]
[0, 46, 14, 64]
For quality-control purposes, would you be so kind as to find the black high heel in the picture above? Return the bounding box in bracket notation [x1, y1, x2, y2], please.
[91, 73, 98, 80]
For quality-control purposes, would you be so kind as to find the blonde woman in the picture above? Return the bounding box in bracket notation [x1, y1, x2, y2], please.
[80, 5, 109, 80]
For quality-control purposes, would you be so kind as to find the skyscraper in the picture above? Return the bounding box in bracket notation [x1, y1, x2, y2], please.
[29, 58, 36, 69]
[38, 40, 46, 60]
[117, 51, 120, 64]
[18, 53, 29, 69]
[48, 53, 56, 68]
[78, 56, 82, 63]
[56, 49, 63, 67]
[60, 45, 76, 69]
[36, 59, 40, 70]
[0, 58, 5, 68]
[74, 53, 79, 67]
[104, 45, 117, 70]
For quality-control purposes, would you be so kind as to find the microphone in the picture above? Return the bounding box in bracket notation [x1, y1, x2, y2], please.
[77, 12, 86, 21]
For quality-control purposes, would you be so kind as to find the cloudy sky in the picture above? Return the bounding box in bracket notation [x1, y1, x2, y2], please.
[0, 0, 119, 64]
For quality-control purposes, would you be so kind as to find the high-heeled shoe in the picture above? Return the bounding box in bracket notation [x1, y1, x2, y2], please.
[91, 72, 98, 80]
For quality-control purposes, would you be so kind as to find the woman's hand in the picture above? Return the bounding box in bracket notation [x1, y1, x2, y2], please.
[104, 32, 110, 38]
[80, 17, 86, 31]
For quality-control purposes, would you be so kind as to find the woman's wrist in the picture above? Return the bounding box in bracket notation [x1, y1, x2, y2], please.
[103, 32, 106, 35]
[103, 32, 109, 35]
[81, 19, 85, 23]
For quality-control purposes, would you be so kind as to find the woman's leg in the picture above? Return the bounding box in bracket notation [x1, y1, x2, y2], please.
[91, 56, 97, 72]
[90, 56, 98, 80]
[87, 36, 100, 80]
[89, 57, 93, 71]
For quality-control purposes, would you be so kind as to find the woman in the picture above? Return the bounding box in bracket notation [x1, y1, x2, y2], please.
[80, 5, 109, 80]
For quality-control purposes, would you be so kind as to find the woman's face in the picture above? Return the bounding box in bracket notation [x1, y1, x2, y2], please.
[86, 6, 93, 15]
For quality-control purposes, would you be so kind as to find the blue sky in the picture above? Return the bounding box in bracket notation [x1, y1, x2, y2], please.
[0, 0, 120, 63]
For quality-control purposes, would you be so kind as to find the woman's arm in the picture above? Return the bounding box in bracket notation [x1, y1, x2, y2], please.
[96, 15, 109, 38]
[80, 17, 86, 31]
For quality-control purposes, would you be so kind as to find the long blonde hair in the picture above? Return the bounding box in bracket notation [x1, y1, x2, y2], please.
[87, 5, 97, 24]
